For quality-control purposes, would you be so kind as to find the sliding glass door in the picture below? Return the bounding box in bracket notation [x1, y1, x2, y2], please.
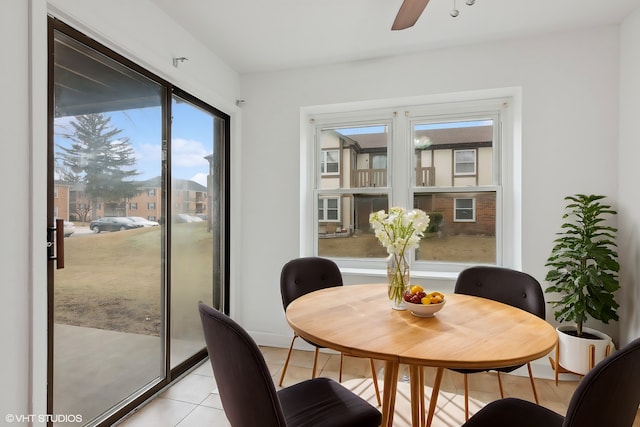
[169, 94, 226, 368]
[48, 19, 228, 426]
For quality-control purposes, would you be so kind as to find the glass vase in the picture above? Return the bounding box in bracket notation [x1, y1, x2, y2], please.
[387, 252, 410, 310]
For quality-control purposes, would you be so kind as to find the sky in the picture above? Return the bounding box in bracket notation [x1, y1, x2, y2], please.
[54, 100, 215, 187]
[335, 119, 493, 136]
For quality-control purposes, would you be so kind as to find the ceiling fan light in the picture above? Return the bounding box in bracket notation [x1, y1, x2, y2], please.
[466, 0, 475, 5]
[450, 8, 459, 17]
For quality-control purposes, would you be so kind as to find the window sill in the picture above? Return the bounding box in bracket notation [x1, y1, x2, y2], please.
[340, 267, 459, 281]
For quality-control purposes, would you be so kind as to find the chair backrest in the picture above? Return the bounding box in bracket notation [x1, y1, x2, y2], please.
[563, 336, 640, 427]
[199, 303, 287, 427]
[454, 266, 545, 318]
[280, 257, 343, 310]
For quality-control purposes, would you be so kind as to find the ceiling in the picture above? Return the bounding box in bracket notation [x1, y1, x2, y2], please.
[150, 0, 640, 74]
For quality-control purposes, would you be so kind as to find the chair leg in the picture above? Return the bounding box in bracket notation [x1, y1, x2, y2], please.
[279, 335, 298, 387]
[497, 371, 505, 398]
[369, 359, 382, 406]
[464, 373, 469, 421]
[311, 346, 320, 378]
[526, 362, 540, 404]
[339, 352, 344, 382]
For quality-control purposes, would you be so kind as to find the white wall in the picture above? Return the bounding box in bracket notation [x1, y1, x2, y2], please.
[619, 7, 640, 344]
[2, 0, 33, 420]
[239, 26, 624, 347]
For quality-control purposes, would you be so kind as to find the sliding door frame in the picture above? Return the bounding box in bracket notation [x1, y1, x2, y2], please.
[47, 17, 230, 426]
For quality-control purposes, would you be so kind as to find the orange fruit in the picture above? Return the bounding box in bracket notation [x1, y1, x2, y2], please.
[410, 285, 424, 295]
[421, 296, 432, 305]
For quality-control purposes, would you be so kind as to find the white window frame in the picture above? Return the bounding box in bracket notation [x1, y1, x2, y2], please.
[318, 196, 341, 222]
[320, 149, 340, 175]
[300, 88, 521, 275]
[454, 149, 477, 176]
[454, 197, 476, 222]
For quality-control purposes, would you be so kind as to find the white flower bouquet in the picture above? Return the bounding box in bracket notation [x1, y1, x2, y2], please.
[369, 207, 430, 307]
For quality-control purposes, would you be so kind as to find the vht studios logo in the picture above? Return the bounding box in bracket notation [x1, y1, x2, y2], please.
[6, 414, 83, 423]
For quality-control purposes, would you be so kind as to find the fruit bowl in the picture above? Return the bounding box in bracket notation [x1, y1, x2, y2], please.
[404, 300, 446, 317]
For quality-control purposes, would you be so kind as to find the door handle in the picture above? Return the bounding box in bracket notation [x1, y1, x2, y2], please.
[47, 219, 65, 269]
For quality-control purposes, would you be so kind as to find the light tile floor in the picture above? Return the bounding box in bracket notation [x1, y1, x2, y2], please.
[117, 346, 640, 426]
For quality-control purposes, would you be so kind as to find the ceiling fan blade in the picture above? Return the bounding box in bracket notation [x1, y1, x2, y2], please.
[391, 0, 430, 30]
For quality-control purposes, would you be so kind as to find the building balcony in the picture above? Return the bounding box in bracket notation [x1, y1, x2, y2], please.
[350, 167, 435, 188]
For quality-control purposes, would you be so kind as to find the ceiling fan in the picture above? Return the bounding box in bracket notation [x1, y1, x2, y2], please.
[391, 0, 476, 30]
[391, 0, 431, 31]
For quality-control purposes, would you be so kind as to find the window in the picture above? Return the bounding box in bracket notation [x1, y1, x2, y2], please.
[148, 189, 156, 196]
[313, 123, 390, 246]
[321, 149, 340, 175]
[303, 94, 517, 273]
[454, 150, 476, 175]
[454, 198, 475, 221]
[318, 197, 340, 222]
[130, 202, 138, 210]
[148, 202, 156, 210]
[371, 154, 387, 169]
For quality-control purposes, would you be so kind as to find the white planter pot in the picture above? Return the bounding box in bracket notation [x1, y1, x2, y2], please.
[556, 325, 615, 375]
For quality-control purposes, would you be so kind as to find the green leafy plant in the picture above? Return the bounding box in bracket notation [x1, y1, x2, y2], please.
[545, 194, 620, 337]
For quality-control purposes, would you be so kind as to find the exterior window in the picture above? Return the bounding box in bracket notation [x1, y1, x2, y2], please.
[371, 154, 387, 169]
[148, 202, 156, 210]
[54, 186, 59, 198]
[413, 118, 496, 264]
[130, 202, 137, 210]
[454, 198, 475, 221]
[148, 189, 156, 196]
[304, 95, 514, 272]
[454, 149, 476, 175]
[313, 124, 390, 255]
[318, 197, 340, 222]
[321, 149, 340, 174]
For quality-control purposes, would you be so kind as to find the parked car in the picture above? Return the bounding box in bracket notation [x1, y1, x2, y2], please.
[127, 216, 160, 227]
[174, 213, 204, 223]
[90, 217, 144, 233]
[63, 221, 76, 237]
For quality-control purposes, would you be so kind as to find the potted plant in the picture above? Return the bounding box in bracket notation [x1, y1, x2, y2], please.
[544, 194, 619, 376]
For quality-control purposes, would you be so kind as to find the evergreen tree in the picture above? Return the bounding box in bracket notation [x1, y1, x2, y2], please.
[57, 113, 140, 217]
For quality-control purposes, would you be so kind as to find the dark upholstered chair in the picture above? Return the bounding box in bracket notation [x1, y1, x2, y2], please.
[462, 336, 640, 427]
[278, 257, 381, 405]
[199, 303, 382, 427]
[449, 266, 546, 420]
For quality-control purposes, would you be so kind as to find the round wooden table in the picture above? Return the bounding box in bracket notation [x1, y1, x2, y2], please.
[286, 284, 557, 427]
